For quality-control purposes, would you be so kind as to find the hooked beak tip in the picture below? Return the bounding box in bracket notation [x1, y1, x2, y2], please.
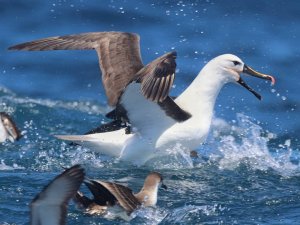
[243, 64, 276, 86]
[269, 76, 276, 86]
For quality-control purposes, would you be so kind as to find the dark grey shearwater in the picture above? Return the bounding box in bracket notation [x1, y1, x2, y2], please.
[30, 165, 85, 225]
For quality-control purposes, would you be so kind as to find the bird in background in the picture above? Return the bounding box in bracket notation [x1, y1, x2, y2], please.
[0, 112, 22, 143]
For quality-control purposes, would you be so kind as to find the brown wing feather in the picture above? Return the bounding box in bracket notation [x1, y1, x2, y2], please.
[98, 181, 141, 213]
[84, 180, 117, 206]
[8, 32, 144, 106]
[138, 51, 177, 103]
[96, 33, 144, 105]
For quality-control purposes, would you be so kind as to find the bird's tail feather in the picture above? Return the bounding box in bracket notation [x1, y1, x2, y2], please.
[55, 131, 133, 157]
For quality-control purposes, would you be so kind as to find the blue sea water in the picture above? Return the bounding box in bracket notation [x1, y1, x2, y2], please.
[1, 0, 300, 224]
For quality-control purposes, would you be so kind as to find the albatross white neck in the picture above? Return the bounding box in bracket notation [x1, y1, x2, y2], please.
[175, 60, 229, 120]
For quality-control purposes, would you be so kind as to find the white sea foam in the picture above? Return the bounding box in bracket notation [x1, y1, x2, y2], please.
[208, 113, 299, 176]
[0, 86, 107, 115]
[162, 204, 223, 223]
[0, 160, 25, 171]
[132, 207, 168, 225]
[145, 143, 194, 169]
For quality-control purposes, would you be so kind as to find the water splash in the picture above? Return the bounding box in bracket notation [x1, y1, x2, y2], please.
[132, 207, 168, 225]
[0, 160, 25, 171]
[145, 143, 194, 169]
[162, 204, 223, 224]
[207, 114, 299, 176]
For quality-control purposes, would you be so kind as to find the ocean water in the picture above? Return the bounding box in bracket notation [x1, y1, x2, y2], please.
[1, 0, 300, 224]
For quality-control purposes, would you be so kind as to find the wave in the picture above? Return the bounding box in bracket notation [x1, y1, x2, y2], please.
[1, 87, 299, 175]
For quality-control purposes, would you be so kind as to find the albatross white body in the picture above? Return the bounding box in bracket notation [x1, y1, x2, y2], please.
[60, 55, 245, 165]
[9, 32, 275, 165]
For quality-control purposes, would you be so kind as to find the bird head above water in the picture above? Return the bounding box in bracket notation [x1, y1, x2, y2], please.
[0, 112, 22, 143]
[206, 54, 276, 100]
[143, 172, 167, 190]
[135, 172, 167, 207]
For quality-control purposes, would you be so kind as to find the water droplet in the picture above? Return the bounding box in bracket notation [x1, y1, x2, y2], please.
[281, 96, 287, 101]
[284, 139, 291, 147]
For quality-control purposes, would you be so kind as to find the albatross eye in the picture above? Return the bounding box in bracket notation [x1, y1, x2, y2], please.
[233, 61, 241, 66]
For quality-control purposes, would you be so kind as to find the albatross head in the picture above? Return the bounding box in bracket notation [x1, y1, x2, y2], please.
[211, 54, 275, 100]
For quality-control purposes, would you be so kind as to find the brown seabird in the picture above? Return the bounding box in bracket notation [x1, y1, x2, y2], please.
[73, 171, 167, 221]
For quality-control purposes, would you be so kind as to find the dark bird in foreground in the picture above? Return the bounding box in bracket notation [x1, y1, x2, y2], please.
[74, 172, 167, 221]
[30, 165, 85, 225]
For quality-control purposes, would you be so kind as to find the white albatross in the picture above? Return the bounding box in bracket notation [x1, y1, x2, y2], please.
[9, 32, 275, 165]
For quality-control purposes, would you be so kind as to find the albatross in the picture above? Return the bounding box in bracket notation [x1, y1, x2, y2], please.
[9, 32, 275, 165]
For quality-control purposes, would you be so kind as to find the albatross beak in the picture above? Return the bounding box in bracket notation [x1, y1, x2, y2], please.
[237, 64, 276, 100]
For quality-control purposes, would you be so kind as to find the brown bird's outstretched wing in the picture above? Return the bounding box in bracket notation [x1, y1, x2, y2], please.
[9, 32, 191, 122]
[9, 32, 144, 106]
[85, 179, 140, 214]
